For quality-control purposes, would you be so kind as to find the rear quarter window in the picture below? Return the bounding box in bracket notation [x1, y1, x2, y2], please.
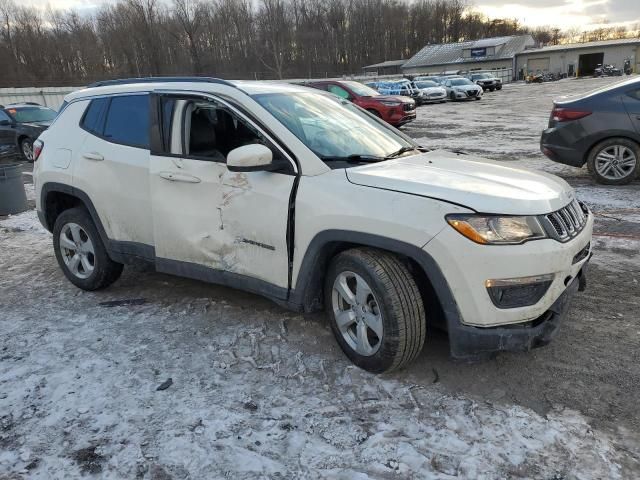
[80, 98, 108, 135]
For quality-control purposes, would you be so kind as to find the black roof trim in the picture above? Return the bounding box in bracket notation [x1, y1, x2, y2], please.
[87, 77, 236, 88]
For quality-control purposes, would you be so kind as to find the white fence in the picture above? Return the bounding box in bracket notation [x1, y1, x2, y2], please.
[0, 87, 79, 110]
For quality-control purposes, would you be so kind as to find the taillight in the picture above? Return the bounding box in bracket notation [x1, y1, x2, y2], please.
[551, 107, 591, 122]
[33, 140, 43, 161]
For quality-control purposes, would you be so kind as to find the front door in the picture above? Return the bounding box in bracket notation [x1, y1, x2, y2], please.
[149, 94, 296, 298]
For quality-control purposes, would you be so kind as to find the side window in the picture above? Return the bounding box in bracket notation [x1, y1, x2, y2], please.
[80, 98, 108, 135]
[103, 94, 150, 149]
[327, 85, 351, 100]
[0, 110, 11, 122]
[159, 96, 281, 163]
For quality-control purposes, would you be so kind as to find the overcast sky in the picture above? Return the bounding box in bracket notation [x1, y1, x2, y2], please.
[21, 0, 640, 30]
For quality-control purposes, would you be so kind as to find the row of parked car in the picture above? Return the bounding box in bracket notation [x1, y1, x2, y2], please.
[303, 72, 502, 128]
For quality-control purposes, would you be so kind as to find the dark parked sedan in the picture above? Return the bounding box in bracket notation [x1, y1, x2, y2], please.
[0, 103, 57, 161]
[540, 77, 640, 185]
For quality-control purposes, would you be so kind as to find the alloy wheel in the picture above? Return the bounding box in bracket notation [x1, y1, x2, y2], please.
[59, 223, 96, 279]
[21, 141, 33, 161]
[594, 145, 637, 180]
[332, 271, 383, 356]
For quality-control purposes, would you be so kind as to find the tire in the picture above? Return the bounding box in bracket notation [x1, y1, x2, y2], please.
[53, 207, 124, 290]
[489, 87, 495, 92]
[449, 91, 456, 101]
[324, 248, 426, 373]
[20, 138, 34, 162]
[496, 85, 502, 90]
[586, 138, 639, 185]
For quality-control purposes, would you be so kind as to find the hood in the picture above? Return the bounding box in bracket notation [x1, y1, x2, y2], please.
[345, 150, 575, 215]
[373, 95, 414, 104]
[452, 84, 480, 91]
[420, 87, 446, 94]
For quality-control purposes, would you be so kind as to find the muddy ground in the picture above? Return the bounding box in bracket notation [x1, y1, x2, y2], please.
[1, 77, 639, 478]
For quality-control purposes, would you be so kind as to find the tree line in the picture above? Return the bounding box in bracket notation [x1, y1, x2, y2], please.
[0, 0, 638, 87]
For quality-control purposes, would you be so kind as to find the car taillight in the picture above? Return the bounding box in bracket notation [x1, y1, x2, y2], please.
[551, 107, 591, 122]
[33, 140, 43, 161]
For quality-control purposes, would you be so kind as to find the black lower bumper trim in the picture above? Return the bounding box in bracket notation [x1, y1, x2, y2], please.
[447, 267, 585, 360]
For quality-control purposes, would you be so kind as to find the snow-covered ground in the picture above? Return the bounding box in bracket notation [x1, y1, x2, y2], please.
[1, 77, 639, 478]
[0, 210, 628, 479]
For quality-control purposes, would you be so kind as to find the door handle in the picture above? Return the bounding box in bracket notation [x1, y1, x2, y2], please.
[159, 171, 201, 183]
[83, 152, 104, 161]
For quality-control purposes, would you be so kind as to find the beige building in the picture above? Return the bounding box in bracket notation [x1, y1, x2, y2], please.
[515, 38, 640, 78]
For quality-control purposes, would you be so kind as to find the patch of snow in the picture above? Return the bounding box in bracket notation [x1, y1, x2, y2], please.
[0, 209, 47, 233]
[0, 222, 626, 479]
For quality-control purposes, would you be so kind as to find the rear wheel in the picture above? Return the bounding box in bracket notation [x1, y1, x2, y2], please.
[20, 138, 33, 162]
[53, 207, 123, 290]
[325, 248, 426, 373]
[587, 138, 639, 185]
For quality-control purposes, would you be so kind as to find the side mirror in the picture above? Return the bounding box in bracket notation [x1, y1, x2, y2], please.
[227, 144, 275, 172]
[0, 119, 11, 126]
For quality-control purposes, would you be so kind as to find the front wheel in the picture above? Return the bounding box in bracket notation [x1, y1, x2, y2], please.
[53, 207, 124, 290]
[20, 138, 34, 162]
[449, 91, 456, 101]
[325, 248, 426, 373]
[586, 138, 639, 185]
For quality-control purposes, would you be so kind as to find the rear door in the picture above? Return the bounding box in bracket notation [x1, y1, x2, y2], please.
[622, 87, 640, 134]
[149, 93, 297, 297]
[74, 94, 154, 253]
[0, 109, 18, 159]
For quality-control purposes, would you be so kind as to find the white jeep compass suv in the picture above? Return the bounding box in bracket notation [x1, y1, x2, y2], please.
[33, 77, 593, 373]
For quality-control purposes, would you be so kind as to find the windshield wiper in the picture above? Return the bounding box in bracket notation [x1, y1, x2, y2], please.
[320, 154, 384, 163]
[384, 146, 427, 159]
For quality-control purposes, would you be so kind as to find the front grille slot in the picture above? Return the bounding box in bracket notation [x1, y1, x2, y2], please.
[543, 200, 588, 242]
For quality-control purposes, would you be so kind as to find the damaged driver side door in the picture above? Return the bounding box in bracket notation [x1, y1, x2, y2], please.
[149, 93, 297, 298]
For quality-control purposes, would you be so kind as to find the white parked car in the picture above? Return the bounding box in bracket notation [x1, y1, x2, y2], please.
[413, 80, 447, 103]
[33, 77, 592, 373]
[443, 78, 483, 101]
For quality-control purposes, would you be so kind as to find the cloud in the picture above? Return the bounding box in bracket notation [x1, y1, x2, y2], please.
[472, 0, 640, 28]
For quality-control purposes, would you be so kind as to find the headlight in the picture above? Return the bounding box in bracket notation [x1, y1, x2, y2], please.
[380, 101, 401, 107]
[446, 214, 547, 245]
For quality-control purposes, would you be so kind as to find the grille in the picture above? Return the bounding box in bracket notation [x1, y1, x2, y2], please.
[466, 90, 478, 97]
[543, 200, 588, 242]
[403, 103, 415, 112]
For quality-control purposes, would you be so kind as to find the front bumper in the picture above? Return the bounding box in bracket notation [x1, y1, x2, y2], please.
[423, 209, 593, 329]
[447, 264, 587, 360]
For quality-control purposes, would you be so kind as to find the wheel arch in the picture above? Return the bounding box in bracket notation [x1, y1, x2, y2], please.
[582, 133, 640, 164]
[40, 182, 111, 252]
[289, 230, 460, 331]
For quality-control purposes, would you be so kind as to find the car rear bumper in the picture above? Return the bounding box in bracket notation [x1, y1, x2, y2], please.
[447, 264, 587, 360]
[540, 127, 587, 167]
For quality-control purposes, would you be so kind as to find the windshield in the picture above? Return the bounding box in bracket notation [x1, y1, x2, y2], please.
[6, 106, 57, 123]
[415, 81, 438, 88]
[343, 81, 380, 97]
[254, 92, 414, 162]
[450, 79, 473, 86]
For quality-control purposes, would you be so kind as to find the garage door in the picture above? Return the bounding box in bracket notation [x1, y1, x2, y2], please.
[527, 57, 550, 73]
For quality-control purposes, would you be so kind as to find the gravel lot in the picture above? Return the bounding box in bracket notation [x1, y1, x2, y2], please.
[1, 77, 639, 479]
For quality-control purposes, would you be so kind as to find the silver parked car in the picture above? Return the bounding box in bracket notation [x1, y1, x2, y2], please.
[443, 78, 483, 101]
[413, 80, 447, 103]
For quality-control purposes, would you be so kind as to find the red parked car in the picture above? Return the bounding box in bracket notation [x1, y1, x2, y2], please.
[305, 80, 416, 127]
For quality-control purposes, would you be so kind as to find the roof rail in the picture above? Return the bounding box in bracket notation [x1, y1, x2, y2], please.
[87, 76, 236, 88]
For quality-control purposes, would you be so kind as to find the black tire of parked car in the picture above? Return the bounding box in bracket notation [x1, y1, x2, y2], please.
[53, 207, 124, 290]
[20, 138, 33, 162]
[324, 248, 426, 373]
[489, 87, 495, 92]
[496, 85, 502, 90]
[586, 138, 640, 186]
[449, 92, 456, 101]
